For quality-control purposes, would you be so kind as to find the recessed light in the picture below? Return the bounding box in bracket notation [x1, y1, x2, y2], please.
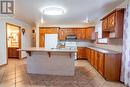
[43, 6, 66, 15]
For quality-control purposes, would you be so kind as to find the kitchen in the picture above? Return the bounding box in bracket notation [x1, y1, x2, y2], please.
[0, 0, 130, 87]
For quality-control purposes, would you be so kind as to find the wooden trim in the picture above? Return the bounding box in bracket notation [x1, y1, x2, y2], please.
[101, 8, 125, 20]
[39, 27, 60, 29]
[59, 26, 95, 29]
[6, 23, 21, 28]
[6, 23, 22, 63]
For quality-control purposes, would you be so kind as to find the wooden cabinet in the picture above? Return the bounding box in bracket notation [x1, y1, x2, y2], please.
[102, 18, 108, 31]
[102, 8, 124, 38]
[98, 52, 104, 76]
[77, 29, 86, 40]
[108, 13, 116, 31]
[94, 51, 98, 70]
[85, 27, 95, 40]
[104, 54, 121, 81]
[58, 28, 77, 41]
[77, 47, 86, 60]
[8, 47, 19, 58]
[90, 50, 95, 66]
[86, 47, 121, 81]
[58, 29, 66, 40]
[86, 48, 91, 61]
[39, 27, 59, 47]
[58, 27, 95, 41]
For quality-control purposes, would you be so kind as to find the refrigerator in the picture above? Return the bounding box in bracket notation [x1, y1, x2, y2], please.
[45, 34, 58, 49]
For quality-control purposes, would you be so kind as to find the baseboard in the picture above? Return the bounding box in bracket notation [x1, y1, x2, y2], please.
[77, 58, 87, 60]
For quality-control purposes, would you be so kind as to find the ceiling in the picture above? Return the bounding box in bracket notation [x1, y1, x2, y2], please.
[14, 0, 125, 26]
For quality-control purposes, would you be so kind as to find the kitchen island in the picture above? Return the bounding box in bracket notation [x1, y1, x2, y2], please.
[19, 47, 77, 76]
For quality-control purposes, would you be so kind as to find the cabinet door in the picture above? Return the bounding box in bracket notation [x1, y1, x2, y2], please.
[86, 48, 91, 61]
[98, 52, 104, 76]
[102, 18, 108, 31]
[77, 48, 86, 59]
[108, 13, 115, 31]
[59, 29, 66, 40]
[86, 27, 95, 40]
[94, 51, 98, 70]
[77, 29, 86, 40]
[90, 50, 95, 66]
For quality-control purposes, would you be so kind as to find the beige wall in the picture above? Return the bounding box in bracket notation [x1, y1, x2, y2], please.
[0, 17, 32, 65]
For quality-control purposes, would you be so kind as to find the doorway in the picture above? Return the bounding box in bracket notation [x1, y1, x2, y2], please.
[6, 23, 21, 59]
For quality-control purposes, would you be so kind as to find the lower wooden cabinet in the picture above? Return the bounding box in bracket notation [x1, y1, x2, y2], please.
[104, 54, 121, 81]
[8, 47, 19, 58]
[86, 48, 91, 61]
[90, 50, 95, 66]
[98, 52, 104, 76]
[86, 47, 121, 81]
[77, 47, 86, 60]
[94, 51, 98, 70]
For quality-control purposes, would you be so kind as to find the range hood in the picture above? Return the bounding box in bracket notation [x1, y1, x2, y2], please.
[66, 35, 77, 40]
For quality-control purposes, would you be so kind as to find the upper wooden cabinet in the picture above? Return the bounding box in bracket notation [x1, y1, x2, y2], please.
[39, 27, 59, 47]
[108, 13, 116, 31]
[85, 27, 95, 40]
[102, 18, 108, 31]
[77, 29, 86, 40]
[58, 28, 66, 40]
[102, 8, 124, 38]
[58, 28, 77, 41]
[58, 27, 95, 41]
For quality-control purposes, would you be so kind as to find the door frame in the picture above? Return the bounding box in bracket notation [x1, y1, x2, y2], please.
[6, 23, 21, 63]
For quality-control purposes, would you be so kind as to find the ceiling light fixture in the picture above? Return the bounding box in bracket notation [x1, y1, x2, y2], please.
[41, 15, 45, 24]
[43, 6, 66, 15]
[83, 17, 89, 23]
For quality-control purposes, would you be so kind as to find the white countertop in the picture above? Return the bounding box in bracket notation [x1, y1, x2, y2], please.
[18, 47, 77, 53]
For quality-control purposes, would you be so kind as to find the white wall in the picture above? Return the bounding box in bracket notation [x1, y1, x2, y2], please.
[0, 17, 32, 65]
[93, 1, 128, 52]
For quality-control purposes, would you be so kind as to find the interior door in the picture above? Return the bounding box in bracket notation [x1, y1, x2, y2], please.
[7, 24, 21, 59]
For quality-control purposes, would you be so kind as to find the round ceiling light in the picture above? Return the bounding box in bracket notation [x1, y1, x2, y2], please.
[43, 6, 66, 15]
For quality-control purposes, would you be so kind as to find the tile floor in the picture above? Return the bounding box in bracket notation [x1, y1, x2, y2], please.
[0, 59, 127, 87]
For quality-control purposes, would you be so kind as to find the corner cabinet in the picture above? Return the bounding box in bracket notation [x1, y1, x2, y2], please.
[77, 47, 86, 60]
[85, 27, 95, 40]
[102, 8, 124, 38]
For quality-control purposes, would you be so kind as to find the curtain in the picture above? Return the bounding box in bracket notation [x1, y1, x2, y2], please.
[120, 3, 130, 87]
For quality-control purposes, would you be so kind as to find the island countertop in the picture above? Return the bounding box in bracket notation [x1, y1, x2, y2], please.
[18, 47, 77, 53]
